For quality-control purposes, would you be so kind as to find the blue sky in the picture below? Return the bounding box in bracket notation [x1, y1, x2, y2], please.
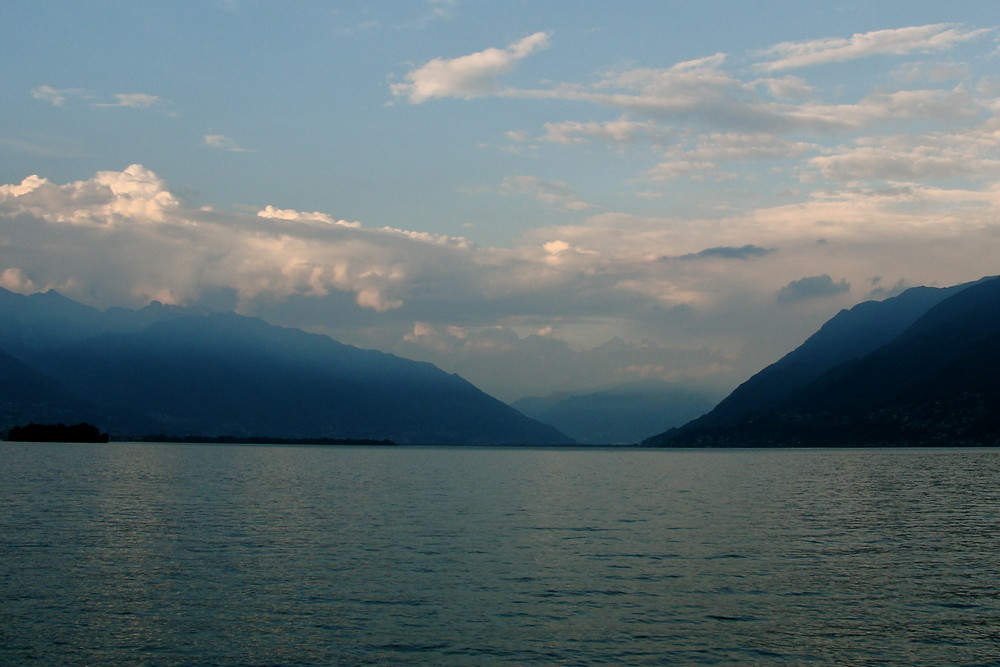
[3, 1, 1000, 401]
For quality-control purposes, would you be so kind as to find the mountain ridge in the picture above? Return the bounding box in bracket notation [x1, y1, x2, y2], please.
[645, 276, 1000, 446]
[0, 289, 572, 445]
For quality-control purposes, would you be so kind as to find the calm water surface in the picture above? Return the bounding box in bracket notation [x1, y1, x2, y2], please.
[1, 443, 998, 665]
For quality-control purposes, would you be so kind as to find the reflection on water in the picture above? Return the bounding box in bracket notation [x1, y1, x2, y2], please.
[1, 444, 998, 664]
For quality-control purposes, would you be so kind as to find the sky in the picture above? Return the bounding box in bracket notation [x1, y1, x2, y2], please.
[2, 1, 1000, 402]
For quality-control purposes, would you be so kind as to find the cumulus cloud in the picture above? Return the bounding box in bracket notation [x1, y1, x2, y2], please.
[0, 164, 179, 224]
[391, 31, 550, 103]
[257, 205, 360, 227]
[755, 24, 992, 72]
[4, 166, 1000, 400]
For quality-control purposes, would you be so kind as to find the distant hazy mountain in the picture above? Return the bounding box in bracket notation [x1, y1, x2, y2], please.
[0, 289, 571, 445]
[513, 380, 720, 444]
[645, 276, 1000, 446]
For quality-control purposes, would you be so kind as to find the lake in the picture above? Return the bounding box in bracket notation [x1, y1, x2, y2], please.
[2, 443, 998, 665]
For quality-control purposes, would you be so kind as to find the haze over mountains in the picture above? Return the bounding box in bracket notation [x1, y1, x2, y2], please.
[514, 380, 719, 445]
[646, 276, 1000, 447]
[0, 289, 570, 445]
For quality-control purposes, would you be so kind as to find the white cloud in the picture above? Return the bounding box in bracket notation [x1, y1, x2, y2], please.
[257, 205, 359, 227]
[755, 24, 992, 72]
[391, 31, 550, 103]
[0, 164, 178, 224]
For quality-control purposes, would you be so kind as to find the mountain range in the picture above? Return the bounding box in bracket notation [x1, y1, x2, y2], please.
[513, 380, 719, 444]
[0, 289, 570, 445]
[645, 276, 1000, 447]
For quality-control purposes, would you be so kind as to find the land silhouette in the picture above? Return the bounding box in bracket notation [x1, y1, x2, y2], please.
[646, 276, 1000, 447]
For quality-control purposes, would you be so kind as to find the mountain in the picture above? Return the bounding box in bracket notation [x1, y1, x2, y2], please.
[514, 380, 719, 444]
[645, 276, 1000, 446]
[0, 289, 571, 445]
[0, 348, 108, 428]
[0, 288, 189, 357]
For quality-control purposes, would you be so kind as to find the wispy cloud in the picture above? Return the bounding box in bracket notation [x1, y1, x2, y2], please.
[754, 24, 992, 72]
[676, 245, 776, 261]
[30, 85, 88, 107]
[203, 134, 253, 152]
[94, 93, 162, 109]
[391, 31, 550, 103]
[32, 86, 165, 111]
[502, 175, 596, 211]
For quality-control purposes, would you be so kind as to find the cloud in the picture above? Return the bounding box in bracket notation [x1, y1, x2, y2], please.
[257, 205, 360, 227]
[391, 31, 550, 103]
[676, 245, 776, 261]
[0, 267, 38, 293]
[540, 119, 668, 147]
[95, 93, 162, 109]
[4, 166, 1000, 400]
[502, 175, 596, 211]
[807, 124, 1000, 182]
[776, 274, 850, 303]
[390, 23, 997, 161]
[753, 75, 814, 99]
[518, 54, 802, 132]
[397, 324, 730, 401]
[31, 86, 164, 110]
[755, 24, 992, 72]
[30, 85, 86, 107]
[810, 146, 1000, 182]
[0, 164, 179, 223]
[646, 131, 818, 180]
[204, 134, 252, 152]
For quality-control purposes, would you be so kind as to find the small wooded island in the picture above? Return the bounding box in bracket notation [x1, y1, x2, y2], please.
[6, 422, 110, 443]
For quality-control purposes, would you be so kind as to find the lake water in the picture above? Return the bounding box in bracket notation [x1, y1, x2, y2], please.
[1, 443, 998, 665]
